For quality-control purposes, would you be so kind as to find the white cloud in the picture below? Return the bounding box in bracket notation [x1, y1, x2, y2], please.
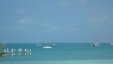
[18, 17, 33, 25]
[75, 0, 88, 5]
[86, 8, 113, 38]
[58, 0, 88, 7]
[59, 0, 69, 7]
[14, 8, 26, 14]
[41, 22, 59, 31]
[41, 22, 76, 33]
[87, 8, 113, 25]
[67, 27, 76, 32]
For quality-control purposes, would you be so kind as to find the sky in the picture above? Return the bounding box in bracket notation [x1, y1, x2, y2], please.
[0, 0, 113, 43]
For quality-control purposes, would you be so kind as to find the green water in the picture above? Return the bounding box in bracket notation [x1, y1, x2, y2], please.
[0, 43, 113, 64]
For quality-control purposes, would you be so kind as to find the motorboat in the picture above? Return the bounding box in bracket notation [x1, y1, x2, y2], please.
[52, 43, 56, 45]
[91, 43, 100, 46]
[43, 46, 52, 48]
[110, 43, 113, 45]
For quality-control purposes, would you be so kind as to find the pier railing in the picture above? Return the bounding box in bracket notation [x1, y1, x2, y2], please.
[0, 48, 32, 57]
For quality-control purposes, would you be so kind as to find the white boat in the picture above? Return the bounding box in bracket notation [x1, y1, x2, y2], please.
[43, 46, 52, 48]
[52, 43, 56, 45]
[110, 43, 113, 45]
[91, 43, 100, 46]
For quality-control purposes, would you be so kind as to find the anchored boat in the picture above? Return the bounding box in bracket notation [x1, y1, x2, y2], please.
[91, 43, 100, 46]
[43, 46, 52, 48]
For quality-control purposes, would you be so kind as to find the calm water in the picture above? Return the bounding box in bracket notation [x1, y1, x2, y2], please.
[0, 43, 113, 64]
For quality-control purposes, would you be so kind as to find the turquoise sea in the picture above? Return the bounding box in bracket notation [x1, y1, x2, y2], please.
[0, 43, 113, 64]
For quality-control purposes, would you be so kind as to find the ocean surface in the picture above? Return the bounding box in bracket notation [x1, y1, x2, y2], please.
[0, 43, 113, 64]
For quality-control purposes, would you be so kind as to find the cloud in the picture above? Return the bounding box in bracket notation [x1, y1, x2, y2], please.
[75, 0, 88, 5]
[86, 8, 113, 41]
[59, 0, 69, 7]
[41, 22, 59, 31]
[58, 0, 88, 7]
[18, 17, 33, 25]
[66, 27, 76, 32]
[41, 22, 76, 33]
[87, 8, 113, 26]
[14, 8, 26, 14]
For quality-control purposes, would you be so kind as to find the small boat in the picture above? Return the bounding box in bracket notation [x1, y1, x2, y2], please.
[43, 46, 52, 48]
[110, 43, 113, 45]
[91, 43, 100, 46]
[52, 43, 56, 46]
[42, 42, 53, 48]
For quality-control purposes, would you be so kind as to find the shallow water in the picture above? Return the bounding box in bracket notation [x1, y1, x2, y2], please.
[1, 60, 113, 64]
[0, 43, 113, 64]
